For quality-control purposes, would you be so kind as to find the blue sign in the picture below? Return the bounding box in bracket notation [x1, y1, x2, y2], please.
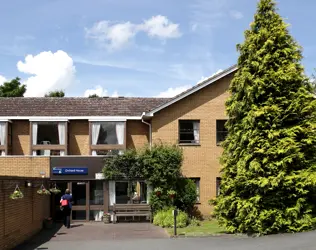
[52, 167, 88, 175]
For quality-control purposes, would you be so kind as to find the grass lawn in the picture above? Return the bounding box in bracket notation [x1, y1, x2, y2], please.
[167, 220, 226, 237]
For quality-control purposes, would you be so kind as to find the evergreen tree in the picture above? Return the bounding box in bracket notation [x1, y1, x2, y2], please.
[0, 77, 26, 97]
[88, 94, 99, 98]
[45, 90, 65, 97]
[213, 0, 316, 235]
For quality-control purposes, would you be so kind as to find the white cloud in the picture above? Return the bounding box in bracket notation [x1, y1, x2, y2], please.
[140, 15, 181, 39]
[157, 68, 224, 97]
[0, 75, 6, 85]
[83, 85, 119, 97]
[156, 85, 192, 98]
[229, 10, 243, 19]
[85, 21, 136, 50]
[86, 15, 181, 51]
[17, 50, 76, 97]
[190, 0, 226, 32]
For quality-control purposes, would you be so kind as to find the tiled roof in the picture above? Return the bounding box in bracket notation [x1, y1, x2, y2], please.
[0, 97, 171, 117]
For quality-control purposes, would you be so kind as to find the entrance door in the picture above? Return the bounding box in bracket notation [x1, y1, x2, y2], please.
[70, 181, 88, 220]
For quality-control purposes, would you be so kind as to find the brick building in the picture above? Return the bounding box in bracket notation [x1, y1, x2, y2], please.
[0, 65, 237, 226]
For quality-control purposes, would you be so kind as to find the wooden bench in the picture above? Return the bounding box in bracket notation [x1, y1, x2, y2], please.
[113, 204, 152, 223]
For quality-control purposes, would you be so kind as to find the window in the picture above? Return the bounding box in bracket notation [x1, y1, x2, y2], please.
[94, 149, 123, 156]
[90, 181, 104, 205]
[91, 122, 125, 145]
[33, 122, 66, 145]
[179, 120, 200, 144]
[114, 181, 147, 204]
[0, 122, 6, 156]
[8, 123, 12, 147]
[91, 122, 125, 156]
[31, 122, 67, 156]
[35, 150, 61, 156]
[216, 120, 228, 144]
[216, 177, 221, 197]
[191, 178, 200, 203]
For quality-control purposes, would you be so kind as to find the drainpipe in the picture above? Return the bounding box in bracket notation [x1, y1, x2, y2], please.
[141, 112, 152, 149]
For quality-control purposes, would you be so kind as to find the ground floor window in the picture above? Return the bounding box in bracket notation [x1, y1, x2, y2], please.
[110, 181, 149, 205]
[90, 180, 103, 205]
[190, 178, 200, 203]
[216, 177, 221, 196]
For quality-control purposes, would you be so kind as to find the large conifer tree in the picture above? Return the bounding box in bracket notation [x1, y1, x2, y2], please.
[213, 0, 316, 235]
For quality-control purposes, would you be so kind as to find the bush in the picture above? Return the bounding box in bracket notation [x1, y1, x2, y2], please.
[153, 208, 189, 228]
[189, 217, 201, 227]
[102, 143, 198, 216]
[150, 192, 172, 213]
[174, 178, 198, 215]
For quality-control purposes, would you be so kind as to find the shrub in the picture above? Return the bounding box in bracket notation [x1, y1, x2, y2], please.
[150, 192, 172, 213]
[153, 208, 189, 228]
[174, 178, 198, 215]
[189, 217, 201, 227]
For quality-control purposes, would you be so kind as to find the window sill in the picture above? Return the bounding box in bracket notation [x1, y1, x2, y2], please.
[178, 143, 201, 147]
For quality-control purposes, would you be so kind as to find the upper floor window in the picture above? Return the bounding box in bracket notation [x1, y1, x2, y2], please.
[0, 122, 6, 156]
[31, 121, 67, 156]
[32, 122, 66, 145]
[91, 122, 125, 145]
[179, 120, 200, 144]
[216, 120, 228, 145]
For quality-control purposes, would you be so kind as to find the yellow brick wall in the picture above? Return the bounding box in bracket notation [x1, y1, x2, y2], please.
[0, 178, 50, 250]
[68, 120, 90, 155]
[12, 120, 30, 155]
[9, 120, 150, 155]
[151, 73, 233, 215]
[126, 120, 149, 150]
[0, 157, 50, 178]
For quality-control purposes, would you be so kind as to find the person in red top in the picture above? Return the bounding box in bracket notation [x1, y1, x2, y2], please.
[60, 189, 73, 228]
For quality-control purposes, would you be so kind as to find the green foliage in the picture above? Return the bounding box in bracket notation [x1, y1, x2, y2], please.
[150, 191, 172, 212]
[45, 90, 65, 97]
[88, 94, 99, 98]
[139, 143, 183, 188]
[153, 208, 189, 228]
[102, 143, 198, 214]
[0, 77, 26, 97]
[174, 178, 198, 215]
[213, 0, 316, 235]
[9, 190, 24, 200]
[189, 217, 201, 227]
[103, 149, 140, 180]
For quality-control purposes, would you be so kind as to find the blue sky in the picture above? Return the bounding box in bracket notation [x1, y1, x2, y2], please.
[0, 0, 315, 97]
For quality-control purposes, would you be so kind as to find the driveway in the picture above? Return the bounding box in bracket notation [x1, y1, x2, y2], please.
[14, 223, 316, 250]
[14, 222, 168, 250]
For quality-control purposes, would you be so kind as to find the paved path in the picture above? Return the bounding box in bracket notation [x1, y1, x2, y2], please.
[14, 223, 316, 250]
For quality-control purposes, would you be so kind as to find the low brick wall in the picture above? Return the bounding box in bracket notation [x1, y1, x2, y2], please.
[0, 177, 51, 250]
[0, 156, 50, 178]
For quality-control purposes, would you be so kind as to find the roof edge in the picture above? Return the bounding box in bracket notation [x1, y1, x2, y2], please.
[145, 65, 238, 116]
[0, 116, 142, 121]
